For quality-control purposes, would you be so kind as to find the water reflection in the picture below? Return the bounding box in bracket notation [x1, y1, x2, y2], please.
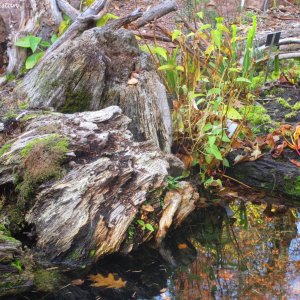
[7, 201, 300, 300]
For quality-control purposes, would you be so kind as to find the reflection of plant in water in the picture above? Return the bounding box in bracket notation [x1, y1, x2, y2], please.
[172, 202, 300, 299]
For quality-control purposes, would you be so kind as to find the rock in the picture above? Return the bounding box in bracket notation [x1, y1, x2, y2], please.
[16, 29, 172, 152]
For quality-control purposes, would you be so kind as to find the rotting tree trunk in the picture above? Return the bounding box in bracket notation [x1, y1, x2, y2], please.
[0, 106, 199, 267]
[227, 152, 300, 200]
[15, 28, 173, 152]
[0, 0, 62, 76]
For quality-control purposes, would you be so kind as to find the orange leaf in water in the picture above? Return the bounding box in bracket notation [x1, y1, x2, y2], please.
[290, 159, 300, 167]
[88, 273, 126, 289]
[177, 243, 188, 249]
[218, 270, 234, 280]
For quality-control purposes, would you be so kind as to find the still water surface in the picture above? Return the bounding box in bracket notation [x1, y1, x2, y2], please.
[8, 200, 300, 300]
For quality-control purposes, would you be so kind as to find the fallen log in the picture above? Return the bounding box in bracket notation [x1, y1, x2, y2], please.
[0, 106, 199, 267]
[227, 152, 300, 199]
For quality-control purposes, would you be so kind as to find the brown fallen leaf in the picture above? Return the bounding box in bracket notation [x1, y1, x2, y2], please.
[71, 279, 85, 286]
[128, 78, 139, 85]
[88, 273, 126, 289]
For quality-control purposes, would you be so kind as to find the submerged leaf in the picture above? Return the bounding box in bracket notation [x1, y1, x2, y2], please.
[89, 273, 126, 289]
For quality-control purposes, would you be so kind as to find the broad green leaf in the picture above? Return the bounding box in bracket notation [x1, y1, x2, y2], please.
[16, 36, 41, 52]
[51, 34, 58, 44]
[197, 11, 203, 19]
[153, 46, 168, 60]
[137, 220, 145, 226]
[207, 88, 220, 97]
[223, 106, 242, 120]
[209, 136, 216, 146]
[25, 51, 44, 69]
[15, 36, 31, 48]
[172, 30, 182, 41]
[40, 40, 51, 48]
[145, 224, 154, 232]
[206, 144, 223, 160]
[221, 134, 231, 143]
[96, 13, 119, 27]
[223, 158, 230, 167]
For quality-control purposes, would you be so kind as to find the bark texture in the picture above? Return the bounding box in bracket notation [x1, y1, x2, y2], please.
[0, 106, 193, 266]
[0, 0, 62, 74]
[227, 152, 300, 199]
[16, 28, 172, 152]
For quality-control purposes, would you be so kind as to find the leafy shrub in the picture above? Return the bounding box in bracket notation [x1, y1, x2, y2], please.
[141, 14, 257, 185]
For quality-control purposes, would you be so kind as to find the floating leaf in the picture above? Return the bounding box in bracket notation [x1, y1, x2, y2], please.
[89, 273, 126, 289]
[178, 243, 188, 249]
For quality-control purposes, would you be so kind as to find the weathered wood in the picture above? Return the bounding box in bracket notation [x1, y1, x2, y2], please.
[3, 0, 62, 75]
[57, 0, 80, 21]
[134, 0, 178, 28]
[16, 28, 172, 152]
[0, 106, 189, 266]
[227, 152, 300, 199]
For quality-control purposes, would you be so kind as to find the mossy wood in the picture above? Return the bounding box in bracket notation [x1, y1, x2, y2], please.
[16, 29, 172, 152]
[0, 106, 199, 270]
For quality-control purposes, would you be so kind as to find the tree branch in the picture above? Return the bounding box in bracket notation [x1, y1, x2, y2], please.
[134, 0, 177, 28]
[56, 0, 80, 21]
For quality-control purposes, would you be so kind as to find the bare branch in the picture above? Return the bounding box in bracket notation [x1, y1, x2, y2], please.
[56, 0, 80, 21]
[134, 0, 177, 28]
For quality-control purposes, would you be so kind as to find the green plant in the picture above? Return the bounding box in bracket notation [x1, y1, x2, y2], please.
[0, 142, 12, 157]
[11, 259, 23, 272]
[137, 220, 154, 232]
[141, 13, 257, 184]
[15, 34, 57, 69]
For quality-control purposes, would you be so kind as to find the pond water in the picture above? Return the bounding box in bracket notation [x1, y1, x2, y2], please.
[6, 200, 300, 300]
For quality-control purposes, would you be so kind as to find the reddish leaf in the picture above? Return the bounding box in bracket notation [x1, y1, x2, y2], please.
[289, 159, 300, 167]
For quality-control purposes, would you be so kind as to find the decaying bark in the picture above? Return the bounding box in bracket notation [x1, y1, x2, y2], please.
[0, 0, 62, 76]
[227, 152, 300, 199]
[0, 106, 198, 266]
[16, 28, 172, 152]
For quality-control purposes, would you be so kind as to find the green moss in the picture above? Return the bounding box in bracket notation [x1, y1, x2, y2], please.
[284, 176, 300, 198]
[20, 114, 38, 122]
[285, 111, 298, 121]
[277, 97, 291, 109]
[17, 134, 69, 204]
[292, 102, 300, 111]
[0, 224, 19, 243]
[21, 134, 69, 158]
[34, 270, 62, 293]
[18, 102, 29, 110]
[243, 105, 272, 133]
[0, 143, 12, 157]
[60, 89, 92, 113]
